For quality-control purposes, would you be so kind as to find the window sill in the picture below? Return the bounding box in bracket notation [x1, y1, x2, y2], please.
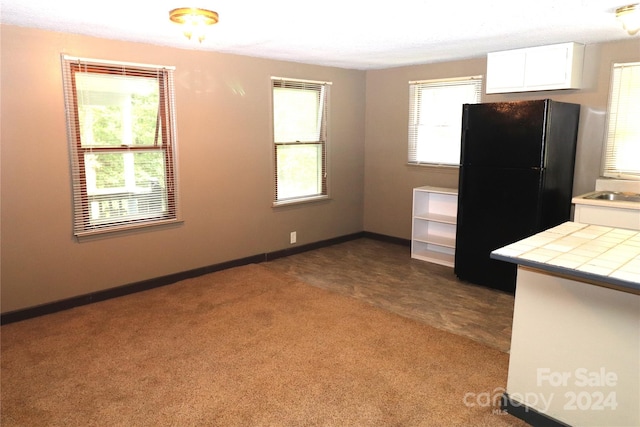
[75, 218, 184, 242]
[272, 195, 330, 208]
[407, 162, 460, 169]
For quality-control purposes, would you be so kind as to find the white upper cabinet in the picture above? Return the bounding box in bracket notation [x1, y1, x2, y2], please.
[486, 42, 585, 94]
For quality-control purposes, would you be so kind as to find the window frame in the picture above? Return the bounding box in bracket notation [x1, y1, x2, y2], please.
[61, 55, 181, 238]
[602, 61, 640, 180]
[271, 77, 331, 206]
[408, 76, 483, 167]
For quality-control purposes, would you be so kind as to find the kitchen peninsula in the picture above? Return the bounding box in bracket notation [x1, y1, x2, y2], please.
[491, 222, 640, 427]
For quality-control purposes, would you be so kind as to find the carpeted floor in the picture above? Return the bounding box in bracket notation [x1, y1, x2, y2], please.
[1, 264, 528, 426]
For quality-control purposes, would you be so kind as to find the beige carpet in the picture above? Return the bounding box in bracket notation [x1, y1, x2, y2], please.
[1, 264, 528, 426]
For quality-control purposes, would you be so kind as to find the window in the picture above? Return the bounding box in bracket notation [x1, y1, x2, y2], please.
[603, 62, 640, 180]
[408, 76, 482, 166]
[271, 77, 330, 205]
[61, 56, 179, 237]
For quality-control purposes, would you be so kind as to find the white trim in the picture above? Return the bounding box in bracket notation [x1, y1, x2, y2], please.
[271, 76, 333, 85]
[75, 219, 184, 242]
[407, 162, 459, 169]
[272, 194, 330, 208]
[409, 75, 483, 85]
[62, 54, 176, 71]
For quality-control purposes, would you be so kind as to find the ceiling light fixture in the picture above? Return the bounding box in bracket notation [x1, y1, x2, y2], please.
[169, 8, 219, 43]
[616, 4, 640, 35]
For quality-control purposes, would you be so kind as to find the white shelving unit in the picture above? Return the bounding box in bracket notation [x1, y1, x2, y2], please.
[411, 186, 458, 267]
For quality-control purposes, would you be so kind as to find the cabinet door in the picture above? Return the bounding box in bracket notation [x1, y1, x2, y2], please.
[486, 51, 526, 93]
[524, 44, 570, 89]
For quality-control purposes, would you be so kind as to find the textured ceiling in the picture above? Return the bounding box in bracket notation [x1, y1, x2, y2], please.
[1, 0, 637, 69]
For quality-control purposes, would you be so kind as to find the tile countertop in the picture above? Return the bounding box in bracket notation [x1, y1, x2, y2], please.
[491, 222, 640, 294]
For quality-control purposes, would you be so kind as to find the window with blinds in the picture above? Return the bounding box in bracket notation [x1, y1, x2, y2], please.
[61, 55, 180, 237]
[603, 62, 640, 180]
[271, 77, 330, 205]
[408, 76, 482, 166]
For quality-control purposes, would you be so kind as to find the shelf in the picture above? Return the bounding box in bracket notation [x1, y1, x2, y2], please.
[413, 185, 458, 195]
[413, 234, 456, 248]
[414, 213, 457, 225]
[411, 245, 455, 268]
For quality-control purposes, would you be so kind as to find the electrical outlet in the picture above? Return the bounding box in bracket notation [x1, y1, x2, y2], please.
[290, 231, 297, 244]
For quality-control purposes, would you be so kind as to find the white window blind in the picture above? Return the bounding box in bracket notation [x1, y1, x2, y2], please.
[603, 62, 640, 180]
[61, 55, 180, 237]
[271, 77, 330, 204]
[408, 76, 482, 166]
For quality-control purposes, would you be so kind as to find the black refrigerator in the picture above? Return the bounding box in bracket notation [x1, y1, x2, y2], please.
[454, 99, 580, 293]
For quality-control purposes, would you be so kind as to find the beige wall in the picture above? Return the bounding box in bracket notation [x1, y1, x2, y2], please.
[1, 24, 638, 314]
[0, 25, 366, 313]
[363, 39, 640, 239]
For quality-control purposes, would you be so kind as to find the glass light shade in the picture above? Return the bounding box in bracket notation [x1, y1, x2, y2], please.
[169, 8, 219, 42]
[616, 4, 640, 36]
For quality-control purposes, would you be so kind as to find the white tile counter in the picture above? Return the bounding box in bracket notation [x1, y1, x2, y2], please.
[491, 221, 640, 294]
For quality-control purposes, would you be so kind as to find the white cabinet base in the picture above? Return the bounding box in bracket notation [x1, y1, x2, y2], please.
[506, 267, 639, 427]
[573, 203, 640, 231]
